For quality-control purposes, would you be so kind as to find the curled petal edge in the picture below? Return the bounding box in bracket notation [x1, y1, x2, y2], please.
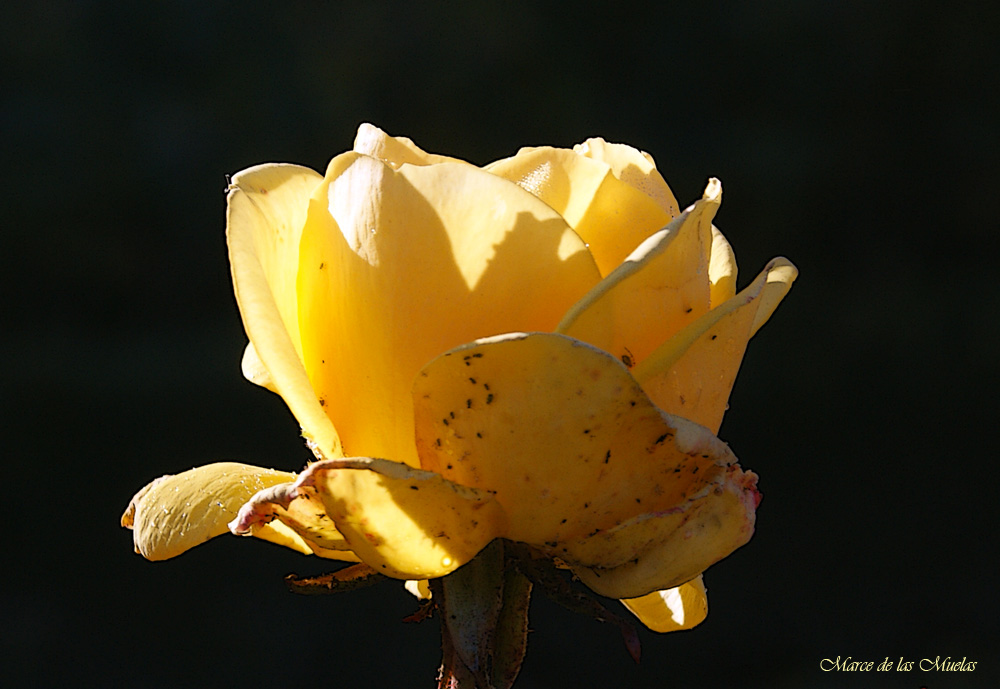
[571, 466, 759, 600]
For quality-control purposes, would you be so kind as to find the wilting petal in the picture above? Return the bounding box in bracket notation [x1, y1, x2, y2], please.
[555, 180, 720, 366]
[413, 332, 740, 549]
[229, 481, 358, 561]
[621, 575, 708, 633]
[293, 153, 600, 465]
[352, 123, 467, 169]
[486, 145, 675, 277]
[298, 457, 507, 579]
[632, 258, 798, 432]
[123, 462, 303, 561]
[227, 165, 344, 459]
[572, 467, 759, 599]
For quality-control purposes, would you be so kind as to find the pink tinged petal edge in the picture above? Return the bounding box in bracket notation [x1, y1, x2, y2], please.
[572, 466, 760, 599]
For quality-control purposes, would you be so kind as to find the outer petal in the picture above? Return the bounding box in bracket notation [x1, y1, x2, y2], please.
[572, 466, 759, 599]
[122, 462, 320, 561]
[621, 575, 709, 633]
[227, 165, 344, 459]
[229, 481, 359, 561]
[633, 257, 798, 433]
[486, 146, 675, 277]
[293, 153, 600, 465]
[555, 180, 720, 366]
[412, 332, 741, 548]
[352, 123, 467, 169]
[297, 457, 507, 579]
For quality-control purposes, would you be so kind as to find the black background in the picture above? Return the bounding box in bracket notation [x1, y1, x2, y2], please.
[2, 1, 997, 688]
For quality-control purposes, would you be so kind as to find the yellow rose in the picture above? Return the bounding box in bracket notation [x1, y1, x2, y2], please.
[122, 124, 796, 634]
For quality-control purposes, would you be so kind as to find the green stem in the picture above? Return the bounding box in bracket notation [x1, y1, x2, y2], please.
[432, 540, 533, 689]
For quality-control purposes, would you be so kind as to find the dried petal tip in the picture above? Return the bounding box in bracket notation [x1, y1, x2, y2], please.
[121, 474, 170, 530]
[704, 177, 722, 203]
[227, 481, 299, 535]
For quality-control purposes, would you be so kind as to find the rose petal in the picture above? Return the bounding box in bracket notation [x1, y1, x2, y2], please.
[229, 481, 357, 557]
[620, 575, 709, 633]
[405, 579, 432, 600]
[293, 153, 600, 465]
[241, 341, 275, 392]
[352, 123, 467, 169]
[299, 457, 507, 579]
[123, 462, 303, 561]
[555, 180, 720, 366]
[486, 146, 674, 277]
[632, 257, 798, 432]
[572, 137, 679, 218]
[227, 164, 344, 459]
[572, 467, 759, 599]
[708, 225, 738, 307]
[413, 332, 739, 548]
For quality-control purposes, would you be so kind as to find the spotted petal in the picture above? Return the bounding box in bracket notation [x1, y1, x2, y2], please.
[293, 153, 600, 466]
[413, 332, 750, 567]
[620, 575, 709, 633]
[572, 466, 759, 599]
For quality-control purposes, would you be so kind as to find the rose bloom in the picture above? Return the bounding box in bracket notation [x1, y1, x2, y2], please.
[122, 124, 796, 633]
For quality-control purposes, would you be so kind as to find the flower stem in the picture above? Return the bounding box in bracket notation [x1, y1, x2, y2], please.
[432, 540, 533, 689]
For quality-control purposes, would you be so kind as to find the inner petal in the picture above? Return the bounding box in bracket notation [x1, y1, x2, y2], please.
[487, 146, 675, 277]
[556, 180, 720, 366]
[295, 153, 600, 465]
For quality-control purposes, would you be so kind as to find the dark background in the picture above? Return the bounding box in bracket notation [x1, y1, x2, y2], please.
[2, 1, 997, 687]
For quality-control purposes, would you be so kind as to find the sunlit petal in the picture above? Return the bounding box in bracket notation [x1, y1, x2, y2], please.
[487, 146, 674, 277]
[405, 579, 433, 600]
[298, 457, 507, 579]
[555, 180, 720, 365]
[620, 575, 708, 633]
[227, 164, 344, 458]
[241, 341, 275, 392]
[123, 462, 299, 561]
[633, 257, 798, 432]
[708, 226, 737, 307]
[572, 137, 679, 218]
[294, 153, 599, 465]
[353, 123, 467, 169]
